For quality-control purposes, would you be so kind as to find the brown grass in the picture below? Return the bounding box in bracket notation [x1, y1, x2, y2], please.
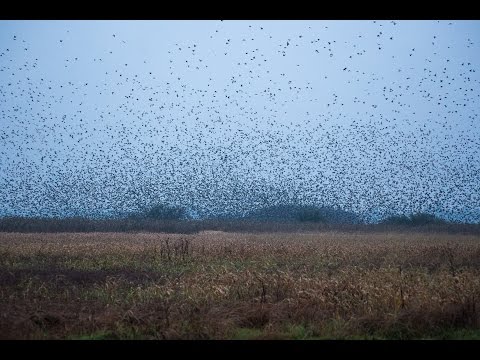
[1, 230, 480, 339]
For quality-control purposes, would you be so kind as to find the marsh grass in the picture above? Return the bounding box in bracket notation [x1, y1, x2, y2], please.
[1, 231, 480, 339]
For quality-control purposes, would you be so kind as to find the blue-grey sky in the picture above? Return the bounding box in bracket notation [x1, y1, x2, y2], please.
[1, 20, 479, 221]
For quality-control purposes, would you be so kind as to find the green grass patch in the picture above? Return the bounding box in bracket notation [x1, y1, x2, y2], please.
[427, 328, 480, 340]
[232, 327, 265, 340]
[69, 330, 119, 340]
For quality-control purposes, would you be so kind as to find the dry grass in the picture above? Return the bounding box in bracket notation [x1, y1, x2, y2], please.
[1, 230, 480, 339]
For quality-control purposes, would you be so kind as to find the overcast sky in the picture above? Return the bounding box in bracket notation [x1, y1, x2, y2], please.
[1, 20, 479, 221]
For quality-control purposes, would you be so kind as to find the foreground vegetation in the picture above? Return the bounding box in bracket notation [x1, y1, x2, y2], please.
[1, 230, 480, 339]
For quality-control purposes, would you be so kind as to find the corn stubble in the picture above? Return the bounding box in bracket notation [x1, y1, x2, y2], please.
[1, 230, 480, 339]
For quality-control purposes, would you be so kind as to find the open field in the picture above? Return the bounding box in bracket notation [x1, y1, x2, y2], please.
[1, 230, 480, 339]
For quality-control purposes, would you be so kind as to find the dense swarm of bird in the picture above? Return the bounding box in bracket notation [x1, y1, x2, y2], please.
[0, 20, 479, 223]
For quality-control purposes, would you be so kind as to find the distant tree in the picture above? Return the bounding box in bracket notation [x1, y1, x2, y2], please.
[381, 212, 446, 225]
[409, 212, 446, 225]
[296, 206, 327, 223]
[245, 204, 361, 224]
[132, 204, 187, 220]
[381, 214, 412, 225]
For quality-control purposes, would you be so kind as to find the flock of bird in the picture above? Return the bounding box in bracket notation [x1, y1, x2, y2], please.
[0, 20, 479, 222]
